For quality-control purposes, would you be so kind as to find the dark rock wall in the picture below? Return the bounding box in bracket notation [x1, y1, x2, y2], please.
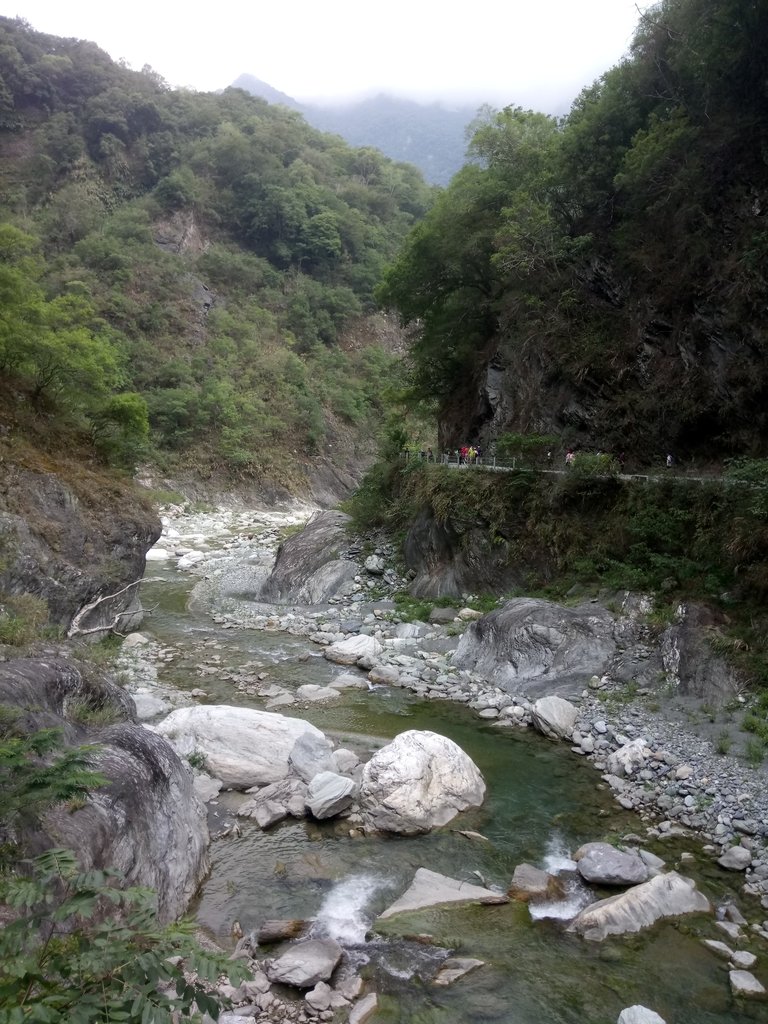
[0, 463, 160, 635]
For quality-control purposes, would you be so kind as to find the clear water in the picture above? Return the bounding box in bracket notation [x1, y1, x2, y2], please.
[139, 568, 768, 1024]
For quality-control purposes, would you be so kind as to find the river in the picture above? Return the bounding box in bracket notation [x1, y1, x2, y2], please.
[133, 507, 765, 1024]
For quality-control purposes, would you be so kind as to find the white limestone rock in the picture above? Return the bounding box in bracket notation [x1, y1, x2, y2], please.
[324, 635, 383, 666]
[531, 696, 578, 740]
[617, 1007, 667, 1024]
[359, 730, 486, 834]
[568, 871, 710, 941]
[729, 970, 766, 998]
[378, 868, 508, 919]
[152, 705, 333, 790]
[306, 771, 357, 819]
[265, 938, 343, 988]
[607, 737, 649, 777]
[718, 846, 752, 871]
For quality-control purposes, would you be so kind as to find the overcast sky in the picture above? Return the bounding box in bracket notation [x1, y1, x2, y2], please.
[14, 0, 654, 111]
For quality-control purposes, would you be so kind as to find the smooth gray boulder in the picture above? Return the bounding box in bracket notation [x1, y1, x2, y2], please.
[617, 1008, 667, 1024]
[306, 771, 357, 819]
[265, 938, 343, 988]
[607, 737, 649, 777]
[153, 705, 333, 789]
[359, 730, 486, 834]
[568, 871, 710, 941]
[296, 684, 341, 702]
[574, 843, 649, 887]
[378, 868, 508, 919]
[718, 846, 752, 871]
[453, 598, 617, 698]
[258, 510, 358, 605]
[531, 696, 578, 740]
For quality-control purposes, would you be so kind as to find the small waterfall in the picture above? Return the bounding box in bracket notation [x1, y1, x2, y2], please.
[309, 874, 385, 946]
[529, 833, 592, 921]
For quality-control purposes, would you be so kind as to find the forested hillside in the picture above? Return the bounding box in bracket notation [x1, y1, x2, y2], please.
[232, 75, 476, 187]
[379, 0, 768, 464]
[0, 17, 432, 489]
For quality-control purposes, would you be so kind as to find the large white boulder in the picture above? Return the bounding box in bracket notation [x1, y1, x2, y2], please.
[531, 695, 578, 740]
[607, 737, 650, 777]
[359, 730, 486, 834]
[152, 705, 333, 790]
[324, 635, 383, 666]
[568, 871, 710, 941]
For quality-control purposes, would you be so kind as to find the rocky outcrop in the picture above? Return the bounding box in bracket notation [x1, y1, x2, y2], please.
[0, 463, 159, 635]
[0, 657, 208, 922]
[259, 511, 357, 604]
[359, 730, 485, 834]
[453, 598, 618, 698]
[153, 705, 334, 789]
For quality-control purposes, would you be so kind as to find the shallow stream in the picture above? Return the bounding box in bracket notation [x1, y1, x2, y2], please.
[138, 524, 766, 1024]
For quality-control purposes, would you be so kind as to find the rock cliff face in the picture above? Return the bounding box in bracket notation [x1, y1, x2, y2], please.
[0, 657, 208, 922]
[259, 510, 358, 604]
[0, 460, 160, 636]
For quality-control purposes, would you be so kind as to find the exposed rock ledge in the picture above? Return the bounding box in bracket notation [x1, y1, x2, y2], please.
[0, 657, 208, 922]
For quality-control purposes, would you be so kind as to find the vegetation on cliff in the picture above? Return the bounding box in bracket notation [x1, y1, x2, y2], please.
[378, 0, 768, 461]
[0, 16, 431, 484]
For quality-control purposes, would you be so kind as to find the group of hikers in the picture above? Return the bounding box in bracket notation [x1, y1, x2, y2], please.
[412, 445, 677, 471]
[417, 445, 482, 464]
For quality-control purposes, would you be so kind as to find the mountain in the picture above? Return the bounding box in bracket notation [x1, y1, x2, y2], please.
[232, 75, 476, 186]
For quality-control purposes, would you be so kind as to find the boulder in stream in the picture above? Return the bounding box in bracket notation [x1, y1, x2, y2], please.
[306, 771, 357, 819]
[359, 730, 486, 834]
[265, 937, 343, 987]
[152, 705, 334, 789]
[617, 1008, 667, 1024]
[531, 695, 578, 740]
[509, 863, 565, 902]
[574, 842, 649, 887]
[378, 868, 508, 919]
[568, 871, 710, 941]
[324, 634, 383, 666]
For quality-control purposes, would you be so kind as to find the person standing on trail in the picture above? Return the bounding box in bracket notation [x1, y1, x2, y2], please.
[565, 450, 575, 466]
[666, 453, 674, 469]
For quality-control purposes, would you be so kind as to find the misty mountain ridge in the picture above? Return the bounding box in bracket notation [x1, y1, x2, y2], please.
[232, 73, 478, 185]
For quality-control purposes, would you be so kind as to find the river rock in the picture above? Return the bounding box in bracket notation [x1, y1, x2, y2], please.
[193, 773, 223, 802]
[452, 598, 617, 698]
[429, 607, 459, 624]
[331, 748, 360, 773]
[729, 970, 766, 998]
[509, 863, 565, 902]
[617, 1008, 667, 1024]
[368, 664, 402, 685]
[568, 871, 710, 941]
[325, 635, 383, 665]
[433, 957, 485, 986]
[607, 737, 649, 777]
[265, 938, 343, 987]
[305, 980, 332, 1010]
[153, 705, 333, 789]
[259, 510, 358, 604]
[364, 554, 385, 575]
[574, 843, 649, 886]
[296, 684, 341, 702]
[718, 846, 752, 871]
[329, 672, 368, 689]
[306, 771, 357, 819]
[531, 695, 578, 740]
[359, 730, 486, 834]
[238, 778, 308, 821]
[349, 993, 378, 1024]
[378, 868, 508, 919]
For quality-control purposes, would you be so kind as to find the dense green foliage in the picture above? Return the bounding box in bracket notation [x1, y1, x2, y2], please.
[0, 16, 432, 479]
[0, 715, 239, 1022]
[378, 0, 768, 460]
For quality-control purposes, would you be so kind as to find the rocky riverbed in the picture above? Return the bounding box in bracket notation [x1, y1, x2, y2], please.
[119, 501, 768, 1021]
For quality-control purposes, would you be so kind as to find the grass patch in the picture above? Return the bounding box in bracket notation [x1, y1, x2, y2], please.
[0, 594, 50, 647]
